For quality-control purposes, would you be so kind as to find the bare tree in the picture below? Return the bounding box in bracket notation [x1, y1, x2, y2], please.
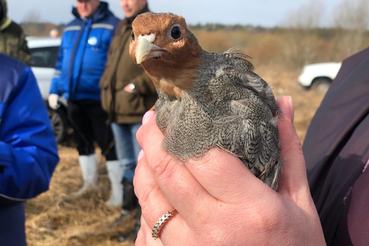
[332, 0, 369, 30]
[277, 0, 326, 68]
[21, 10, 43, 36]
[280, 0, 325, 29]
[23, 10, 41, 23]
[331, 0, 369, 56]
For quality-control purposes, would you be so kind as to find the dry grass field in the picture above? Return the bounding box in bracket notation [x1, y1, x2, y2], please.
[25, 147, 135, 246]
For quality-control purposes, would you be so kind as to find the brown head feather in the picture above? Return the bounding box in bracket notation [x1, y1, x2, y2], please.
[129, 12, 202, 98]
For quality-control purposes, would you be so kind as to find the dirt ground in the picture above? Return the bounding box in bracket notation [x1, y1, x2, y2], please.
[25, 69, 325, 246]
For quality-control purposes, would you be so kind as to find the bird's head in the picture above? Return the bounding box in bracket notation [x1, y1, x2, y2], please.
[129, 12, 202, 97]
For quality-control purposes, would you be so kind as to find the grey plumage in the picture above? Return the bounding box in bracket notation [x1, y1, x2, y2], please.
[155, 51, 281, 190]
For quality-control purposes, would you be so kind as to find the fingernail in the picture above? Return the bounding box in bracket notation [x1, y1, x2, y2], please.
[288, 96, 294, 123]
[142, 111, 155, 125]
[137, 150, 145, 161]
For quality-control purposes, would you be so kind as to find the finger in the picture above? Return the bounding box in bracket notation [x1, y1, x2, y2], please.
[137, 111, 275, 213]
[184, 147, 273, 203]
[139, 197, 187, 245]
[138, 216, 165, 246]
[134, 156, 175, 229]
[135, 227, 149, 246]
[135, 228, 145, 246]
[134, 161, 181, 244]
[276, 96, 311, 204]
[136, 113, 214, 222]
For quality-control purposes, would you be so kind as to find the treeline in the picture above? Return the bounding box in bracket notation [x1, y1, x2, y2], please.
[189, 26, 369, 70]
[21, 22, 65, 37]
[22, 21, 369, 38]
[189, 23, 369, 37]
[21, 21, 369, 71]
[20, 0, 369, 70]
[189, 23, 268, 32]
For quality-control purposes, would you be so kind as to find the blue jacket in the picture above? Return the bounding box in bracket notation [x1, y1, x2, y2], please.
[0, 54, 59, 245]
[50, 1, 119, 101]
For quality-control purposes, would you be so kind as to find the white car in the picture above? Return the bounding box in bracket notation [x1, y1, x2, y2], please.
[27, 37, 61, 100]
[298, 62, 341, 93]
[27, 36, 71, 143]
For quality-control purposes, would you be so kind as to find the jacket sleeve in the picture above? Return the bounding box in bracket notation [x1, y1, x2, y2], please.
[132, 72, 157, 95]
[49, 39, 64, 95]
[0, 67, 59, 204]
[17, 30, 31, 65]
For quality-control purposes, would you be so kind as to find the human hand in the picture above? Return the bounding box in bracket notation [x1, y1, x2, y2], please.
[134, 96, 326, 246]
[48, 94, 59, 110]
[124, 83, 136, 93]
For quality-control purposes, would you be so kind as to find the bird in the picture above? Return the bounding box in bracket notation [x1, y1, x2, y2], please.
[129, 12, 282, 190]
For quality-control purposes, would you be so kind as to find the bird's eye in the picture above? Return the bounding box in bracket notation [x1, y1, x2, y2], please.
[170, 25, 181, 40]
[131, 30, 135, 41]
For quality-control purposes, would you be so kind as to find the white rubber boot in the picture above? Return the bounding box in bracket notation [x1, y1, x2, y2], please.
[105, 160, 124, 206]
[72, 153, 99, 196]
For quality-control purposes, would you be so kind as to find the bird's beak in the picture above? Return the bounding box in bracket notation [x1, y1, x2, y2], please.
[135, 38, 167, 64]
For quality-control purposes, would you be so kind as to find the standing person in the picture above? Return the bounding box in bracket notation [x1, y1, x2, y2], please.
[0, 53, 59, 246]
[100, 0, 156, 208]
[49, 28, 60, 38]
[0, 0, 30, 64]
[48, 0, 120, 197]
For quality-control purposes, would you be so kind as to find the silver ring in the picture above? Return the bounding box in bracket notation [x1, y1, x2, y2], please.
[152, 210, 177, 240]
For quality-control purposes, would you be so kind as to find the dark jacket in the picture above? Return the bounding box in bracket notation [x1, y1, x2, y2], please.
[304, 47, 369, 245]
[0, 53, 59, 246]
[100, 4, 157, 124]
[50, 1, 119, 101]
[0, 0, 30, 64]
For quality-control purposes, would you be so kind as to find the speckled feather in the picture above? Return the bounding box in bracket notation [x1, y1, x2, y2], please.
[130, 12, 282, 190]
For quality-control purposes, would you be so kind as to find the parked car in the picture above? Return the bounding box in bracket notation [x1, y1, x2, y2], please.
[27, 36, 71, 143]
[298, 62, 341, 93]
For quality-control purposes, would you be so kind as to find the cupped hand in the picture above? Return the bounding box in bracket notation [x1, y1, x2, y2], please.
[48, 94, 59, 110]
[124, 83, 136, 93]
[134, 96, 326, 246]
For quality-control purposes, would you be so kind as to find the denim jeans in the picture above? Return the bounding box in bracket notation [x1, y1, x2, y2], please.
[0, 203, 26, 246]
[111, 122, 142, 181]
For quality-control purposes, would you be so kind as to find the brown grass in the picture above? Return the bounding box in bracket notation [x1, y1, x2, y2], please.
[25, 148, 136, 246]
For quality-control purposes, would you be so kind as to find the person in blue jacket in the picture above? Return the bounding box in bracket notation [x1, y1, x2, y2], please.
[48, 0, 120, 200]
[0, 53, 59, 246]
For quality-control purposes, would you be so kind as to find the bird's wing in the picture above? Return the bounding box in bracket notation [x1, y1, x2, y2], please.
[222, 52, 281, 117]
[215, 94, 281, 188]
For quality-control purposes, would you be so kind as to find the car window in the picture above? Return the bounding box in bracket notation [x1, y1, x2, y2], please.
[30, 46, 60, 68]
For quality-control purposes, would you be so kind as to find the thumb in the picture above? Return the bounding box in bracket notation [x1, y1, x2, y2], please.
[276, 96, 310, 204]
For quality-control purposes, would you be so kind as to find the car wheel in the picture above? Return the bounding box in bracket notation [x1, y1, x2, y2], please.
[48, 108, 66, 144]
[313, 78, 331, 93]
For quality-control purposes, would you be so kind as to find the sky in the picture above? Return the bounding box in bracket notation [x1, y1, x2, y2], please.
[7, 0, 346, 28]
